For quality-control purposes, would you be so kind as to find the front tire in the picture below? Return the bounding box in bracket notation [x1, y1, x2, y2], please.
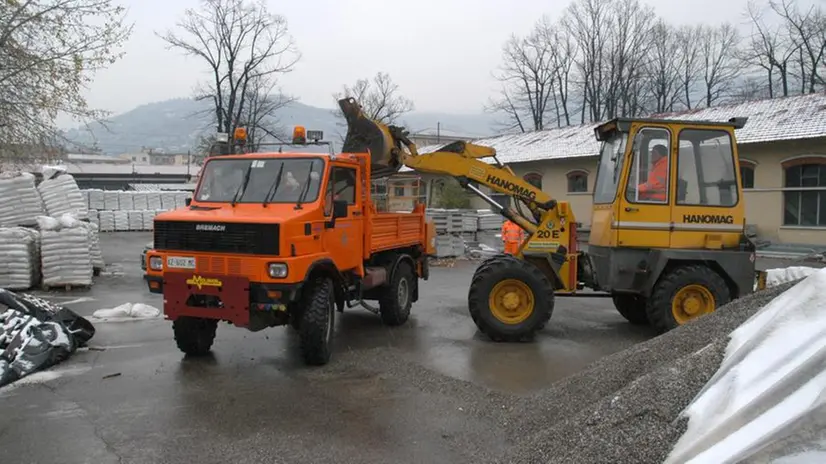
[173, 317, 218, 356]
[299, 277, 336, 365]
[379, 261, 414, 326]
[612, 294, 650, 325]
[467, 255, 554, 342]
[646, 265, 731, 333]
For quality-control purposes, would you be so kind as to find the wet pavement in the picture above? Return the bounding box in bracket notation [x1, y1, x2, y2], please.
[1, 232, 787, 463]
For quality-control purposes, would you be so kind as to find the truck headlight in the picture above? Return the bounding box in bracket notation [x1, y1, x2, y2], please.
[268, 263, 288, 278]
[149, 256, 163, 270]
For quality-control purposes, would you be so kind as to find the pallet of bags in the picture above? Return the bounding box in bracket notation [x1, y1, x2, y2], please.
[147, 192, 162, 210]
[37, 166, 88, 220]
[142, 211, 157, 230]
[118, 191, 134, 210]
[37, 214, 93, 290]
[78, 221, 105, 272]
[0, 171, 45, 227]
[98, 211, 115, 232]
[87, 189, 105, 211]
[133, 192, 148, 211]
[104, 191, 119, 211]
[0, 228, 40, 290]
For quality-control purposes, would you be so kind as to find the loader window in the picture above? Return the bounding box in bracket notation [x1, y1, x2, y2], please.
[676, 129, 738, 208]
[625, 127, 671, 204]
[593, 131, 628, 204]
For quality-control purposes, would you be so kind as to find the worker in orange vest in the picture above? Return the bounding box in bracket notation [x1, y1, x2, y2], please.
[638, 144, 669, 202]
[501, 220, 524, 255]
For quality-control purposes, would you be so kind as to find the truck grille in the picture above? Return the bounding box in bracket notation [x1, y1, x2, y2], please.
[154, 220, 279, 255]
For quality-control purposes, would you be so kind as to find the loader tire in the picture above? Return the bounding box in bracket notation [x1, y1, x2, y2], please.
[173, 317, 218, 356]
[299, 276, 336, 366]
[612, 294, 650, 325]
[379, 261, 414, 326]
[646, 265, 731, 334]
[467, 255, 554, 342]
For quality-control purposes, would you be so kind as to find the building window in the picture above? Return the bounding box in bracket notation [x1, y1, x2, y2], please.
[739, 161, 755, 189]
[783, 161, 826, 227]
[393, 183, 405, 197]
[567, 170, 589, 193]
[523, 172, 543, 190]
[626, 127, 671, 204]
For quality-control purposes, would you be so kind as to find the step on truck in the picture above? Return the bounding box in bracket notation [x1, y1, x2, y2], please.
[144, 127, 435, 365]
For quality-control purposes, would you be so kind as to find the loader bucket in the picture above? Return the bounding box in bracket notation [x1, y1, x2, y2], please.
[338, 97, 402, 178]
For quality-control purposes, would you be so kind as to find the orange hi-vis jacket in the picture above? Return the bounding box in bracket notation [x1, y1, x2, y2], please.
[502, 220, 524, 255]
[638, 156, 668, 201]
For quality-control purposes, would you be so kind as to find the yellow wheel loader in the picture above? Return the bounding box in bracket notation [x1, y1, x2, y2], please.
[339, 98, 757, 340]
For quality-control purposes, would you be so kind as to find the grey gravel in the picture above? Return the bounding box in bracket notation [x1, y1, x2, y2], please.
[499, 281, 800, 464]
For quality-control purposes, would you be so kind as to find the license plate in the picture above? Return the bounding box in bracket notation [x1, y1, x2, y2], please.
[167, 256, 196, 269]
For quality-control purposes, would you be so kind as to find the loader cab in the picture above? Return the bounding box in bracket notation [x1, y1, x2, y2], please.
[590, 117, 748, 251]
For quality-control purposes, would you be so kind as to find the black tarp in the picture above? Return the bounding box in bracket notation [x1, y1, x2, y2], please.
[0, 289, 95, 387]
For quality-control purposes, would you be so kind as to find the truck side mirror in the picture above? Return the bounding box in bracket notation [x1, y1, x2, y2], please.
[333, 199, 348, 219]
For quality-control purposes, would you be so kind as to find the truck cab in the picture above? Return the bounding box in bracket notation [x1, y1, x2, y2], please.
[144, 128, 433, 365]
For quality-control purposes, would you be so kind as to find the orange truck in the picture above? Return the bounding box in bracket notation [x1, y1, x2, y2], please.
[143, 127, 435, 365]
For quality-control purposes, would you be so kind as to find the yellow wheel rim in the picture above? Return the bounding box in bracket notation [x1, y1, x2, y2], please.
[672, 284, 716, 324]
[488, 279, 535, 325]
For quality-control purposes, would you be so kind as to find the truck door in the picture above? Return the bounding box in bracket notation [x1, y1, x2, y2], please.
[322, 165, 364, 273]
[616, 126, 673, 249]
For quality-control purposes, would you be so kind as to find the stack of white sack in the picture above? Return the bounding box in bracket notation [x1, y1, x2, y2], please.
[128, 211, 143, 230]
[133, 192, 148, 210]
[114, 211, 129, 231]
[118, 191, 134, 210]
[0, 228, 40, 290]
[79, 221, 105, 270]
[37, 167, 88, 220]
[104, 191, 119, 211]
[147, 192, 162, 210]
[0, 172, 44, 227]
[88, 189, 105, 211]
[38, 214, 93, 288]
[98, 211, 115, 232]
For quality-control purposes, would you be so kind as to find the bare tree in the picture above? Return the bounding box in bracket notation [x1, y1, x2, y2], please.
[237, 75, 295, 151]
[333, 71, 413, 129]
[675, 25, 703, 110]
[562, 0, 611, 123]
[741, 0, 798, 98]
[771, 0, 826, 93]
[159, 0, 299, 150]
[0, 0, 132, 162]
[487, 16, 559, 132]
[645, 21, 682, 113]
[698, 23, 742, 107]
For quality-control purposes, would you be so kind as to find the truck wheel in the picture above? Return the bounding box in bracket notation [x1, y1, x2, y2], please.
[299, 277, 335, 366]
[467, 255, 554, 342]
[379, 261, 414, 326]
[173, 317, 218, 356]
[612, 294, 650, 325]
[646, 265, 731, 333]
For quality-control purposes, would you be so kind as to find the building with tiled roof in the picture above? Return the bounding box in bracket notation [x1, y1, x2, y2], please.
[397, 93, 826, 246]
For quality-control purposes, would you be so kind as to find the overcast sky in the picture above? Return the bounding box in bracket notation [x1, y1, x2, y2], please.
[82, 0, 819, 118]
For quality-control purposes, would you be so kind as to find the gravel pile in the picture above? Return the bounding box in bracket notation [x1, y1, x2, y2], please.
[500, 281, 799, 464]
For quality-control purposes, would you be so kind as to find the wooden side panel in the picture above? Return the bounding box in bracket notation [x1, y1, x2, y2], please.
[369, 212, 426, 254]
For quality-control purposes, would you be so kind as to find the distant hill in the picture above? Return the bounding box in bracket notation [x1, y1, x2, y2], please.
[63, 98, 499, 156]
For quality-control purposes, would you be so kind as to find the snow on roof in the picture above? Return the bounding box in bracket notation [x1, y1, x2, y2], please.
[53, 163, 196, 175]
[129, 183, 197, 191]
[655, 93, 826, 145]
[404, 94, 826, 170]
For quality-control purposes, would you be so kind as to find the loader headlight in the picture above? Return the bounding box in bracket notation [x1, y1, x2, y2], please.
[149, 256, 163, 271]
[268, 263, 288, 278]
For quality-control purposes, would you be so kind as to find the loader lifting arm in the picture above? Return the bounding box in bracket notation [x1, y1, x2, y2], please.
[338, 97, 561, 236]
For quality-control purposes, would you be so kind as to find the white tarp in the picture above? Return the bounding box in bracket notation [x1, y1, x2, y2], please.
[666, 268, 826, 464]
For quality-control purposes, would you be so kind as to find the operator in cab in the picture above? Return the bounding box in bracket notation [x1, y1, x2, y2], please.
[637, 144, 668, 202]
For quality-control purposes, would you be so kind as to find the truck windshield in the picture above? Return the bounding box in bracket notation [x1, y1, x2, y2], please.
[593, 131, 628, 204]
[195, 157, 325, 204]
